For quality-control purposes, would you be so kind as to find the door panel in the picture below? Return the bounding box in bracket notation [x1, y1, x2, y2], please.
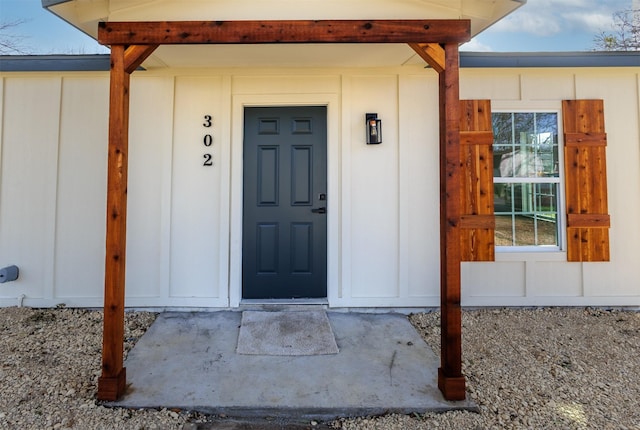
[243, 106, 327, 299]
[257, 146, 279, 205]
[291, 146, 312, 205]
[256, 223, 278, 274]
[291, 222, 312, 273]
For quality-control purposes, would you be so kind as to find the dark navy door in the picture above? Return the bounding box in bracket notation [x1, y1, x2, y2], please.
[242, 106, 327, 299]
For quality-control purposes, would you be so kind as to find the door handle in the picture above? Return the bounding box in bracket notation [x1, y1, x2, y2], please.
[311, 207, 326, 214]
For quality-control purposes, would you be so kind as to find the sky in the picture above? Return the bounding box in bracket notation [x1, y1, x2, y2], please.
[0, 0, 636, 55]
[467, 0, 635, 52]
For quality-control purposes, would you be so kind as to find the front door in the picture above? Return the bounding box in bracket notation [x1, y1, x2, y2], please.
[242, 106, 327, 299]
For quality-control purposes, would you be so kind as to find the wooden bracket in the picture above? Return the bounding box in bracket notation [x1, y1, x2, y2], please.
[408, 43, 446, 73]
[124, 44, 159, 73]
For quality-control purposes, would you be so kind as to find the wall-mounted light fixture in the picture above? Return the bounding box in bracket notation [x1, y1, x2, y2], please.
[366, 113, 382, 144]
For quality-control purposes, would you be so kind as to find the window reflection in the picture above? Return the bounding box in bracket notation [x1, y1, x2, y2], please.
[492, 112, 561, 248]
[493, 112, 559, 178]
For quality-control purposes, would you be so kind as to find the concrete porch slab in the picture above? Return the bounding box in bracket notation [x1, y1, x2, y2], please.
[109, 311, 475, 420]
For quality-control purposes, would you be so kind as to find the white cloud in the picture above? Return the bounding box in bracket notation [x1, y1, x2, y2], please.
[489, 0, 629, 36]
[561, 11, 616, 32]
[492, 11, 562, 35]
[460, 38, 493, 52]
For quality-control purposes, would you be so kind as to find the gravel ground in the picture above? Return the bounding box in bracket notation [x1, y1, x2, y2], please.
[0, 306, 638, 429]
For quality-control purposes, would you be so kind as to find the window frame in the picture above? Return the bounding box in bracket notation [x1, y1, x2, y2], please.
[491, 104, 567, 254]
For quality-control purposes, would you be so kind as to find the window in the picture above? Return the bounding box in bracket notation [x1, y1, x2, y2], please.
[492, 112, 561, 249]
[462, 99, 609, 261]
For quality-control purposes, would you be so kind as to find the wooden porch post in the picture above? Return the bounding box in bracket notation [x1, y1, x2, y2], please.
[97, 44, 130, 401]
[437, 42, 466, 400]
[96, 43, 157, 401]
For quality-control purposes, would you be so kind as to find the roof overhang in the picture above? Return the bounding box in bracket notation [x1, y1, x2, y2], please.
[42, 0, 526, 69]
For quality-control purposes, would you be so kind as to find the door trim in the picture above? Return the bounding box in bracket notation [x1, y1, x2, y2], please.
[229, 94, 340, 307]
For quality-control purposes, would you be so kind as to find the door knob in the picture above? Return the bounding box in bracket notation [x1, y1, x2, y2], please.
[311, 207, 327, 214]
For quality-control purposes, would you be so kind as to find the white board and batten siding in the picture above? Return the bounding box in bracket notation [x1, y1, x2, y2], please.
[461, 67, 640, 306]
[0, 65, 639, 308]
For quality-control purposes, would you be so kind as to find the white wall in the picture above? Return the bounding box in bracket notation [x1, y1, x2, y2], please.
[0, 75, 110, 307]
[1, 65, 639, 308]
[1, 77, 63, 303]
[55, 77, 109, 302]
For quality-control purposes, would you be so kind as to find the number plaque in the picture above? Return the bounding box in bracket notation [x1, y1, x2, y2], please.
[202, 115, 213, 166]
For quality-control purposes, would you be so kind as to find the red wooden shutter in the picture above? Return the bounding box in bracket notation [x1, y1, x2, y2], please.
[459, 100, 495, 261]
[562, 100, 610, 262]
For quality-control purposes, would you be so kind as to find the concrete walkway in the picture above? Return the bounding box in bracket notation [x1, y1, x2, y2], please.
[109, 311, 474, 420]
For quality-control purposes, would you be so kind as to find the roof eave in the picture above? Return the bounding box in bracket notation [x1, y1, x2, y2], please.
[42, 0, 72, 7]
[3, 51, 639, 72]
[460, 51, 640, 68]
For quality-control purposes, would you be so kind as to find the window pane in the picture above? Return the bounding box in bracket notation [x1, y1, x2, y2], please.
[492, 113, 513, 147]
[494, 112, 559, 178]
[494, 183, 559, 246]
[493, 113, 514, 177]
[513, 113, 534, 144]
[535, 113, 559, 178]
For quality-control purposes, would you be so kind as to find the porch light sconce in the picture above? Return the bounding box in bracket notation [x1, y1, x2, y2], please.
[366, 113, 382, 144]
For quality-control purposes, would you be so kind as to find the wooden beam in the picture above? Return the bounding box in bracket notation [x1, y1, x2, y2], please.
[564, 132, 607, 146]
[408, 43, 445, 73]
[124, 44, 159, 73]
[97, 44, 130, 401]
[98, 20, 470, 45]
[438, 42, 466, 401]
[460, 130, 493, 146]
[460, 214, 496, 230]
[567, 213, 611, 228]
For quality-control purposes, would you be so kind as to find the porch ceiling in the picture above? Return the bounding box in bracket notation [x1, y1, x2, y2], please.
[141, 44, 424, 69]
[44, 0, 525, 69]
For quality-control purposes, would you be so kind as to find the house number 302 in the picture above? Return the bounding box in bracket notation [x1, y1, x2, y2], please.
[202, 115, 213, 166]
